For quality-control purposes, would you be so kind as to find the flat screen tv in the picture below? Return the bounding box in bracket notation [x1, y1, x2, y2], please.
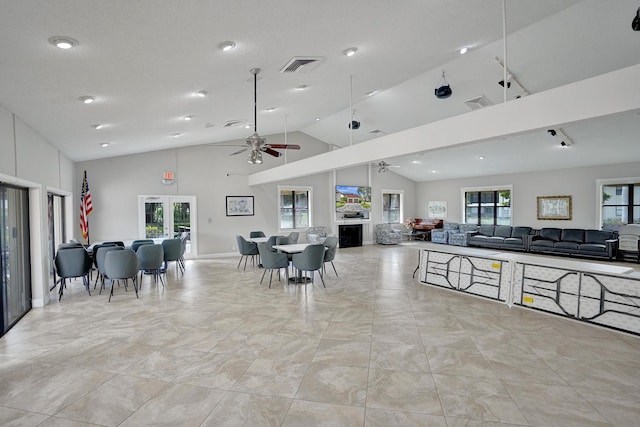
[335, 185, 371, 219]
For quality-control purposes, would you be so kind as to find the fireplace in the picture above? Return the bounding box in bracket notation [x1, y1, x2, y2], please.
[338, 224, 363, 248]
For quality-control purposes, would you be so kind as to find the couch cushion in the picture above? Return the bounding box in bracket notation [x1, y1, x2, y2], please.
[539, 228, 562, 242]
[487, 236, 506, 244]
[504, 237, 524, 246]
[531, 240, 555, 248]
[511, 227, 532, 238]
[561, 229, 585, 243]
[478, 225, 495, 237]
[578, 243, 607, 252]
[494, 225, 512, 238]
[585, 230, 614, 244]
[458, 224, 478, 233]
[469, 235, 489, 243]
[555, 241, 579, 250]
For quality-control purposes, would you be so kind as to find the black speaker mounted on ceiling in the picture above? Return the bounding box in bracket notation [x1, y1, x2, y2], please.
[633, 7, 640, 31]
[434, 70, 452, 99]
[349, 120, 360, 130]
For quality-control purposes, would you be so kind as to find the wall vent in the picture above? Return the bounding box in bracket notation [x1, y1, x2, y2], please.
[464, 95, 493, 110]
[280, 57, 324, 73]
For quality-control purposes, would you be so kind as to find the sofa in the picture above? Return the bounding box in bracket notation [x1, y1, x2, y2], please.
[431, 222, 459, 244]
[467, 225, 532, 251]
[375, 223, 403, 245]
[448, 224, 478, 246]
[528, 228, 618, 260]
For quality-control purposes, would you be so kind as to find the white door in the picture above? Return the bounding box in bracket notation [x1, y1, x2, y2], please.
[138, 195, 197, 258]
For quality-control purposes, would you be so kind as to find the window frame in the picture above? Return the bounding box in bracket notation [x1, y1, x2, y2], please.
[461, 185, 513, 226]
[277, 185, 313, 231]
[381, 189, 404, 224]
[597, 177, 640, 230]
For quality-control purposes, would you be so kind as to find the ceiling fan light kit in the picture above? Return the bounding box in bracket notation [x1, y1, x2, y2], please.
[434, 70, 452, 99]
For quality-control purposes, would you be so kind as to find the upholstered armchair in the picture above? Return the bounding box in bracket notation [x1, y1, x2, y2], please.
[306, 226, 327, 244]
[375, 223, 403, 245]
[448, 224, 478, 246]
[431, 222, 459, 244]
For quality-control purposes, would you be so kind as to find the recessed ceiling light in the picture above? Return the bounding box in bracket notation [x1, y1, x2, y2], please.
[183, 115, 194, 121]
[459, 47, 468, 54]
[100, 142, 109, 148]
[172, 133, 181, 138]
[79, 96, 95, 104]
[431, 170, 437, 173]
[343, 47, 358, 57]
[91, 124, 104, 130]
[217, 41, 236, 52]
[244, 124, 252, 129]
[194, 90, 207, 98]
[295, 85, 308, 91]
[265, 107, 276, 112]
[411, 160, 421, 165]
[49, 36, 78, 49]
[478, 155, 485, 160]
[315, 117, 320, 121]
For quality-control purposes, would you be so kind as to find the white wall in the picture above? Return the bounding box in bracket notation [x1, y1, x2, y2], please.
[417, 161, 640, 229]
[0, 102, 75, 307]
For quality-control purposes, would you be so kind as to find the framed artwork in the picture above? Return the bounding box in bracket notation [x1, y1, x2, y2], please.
[537, 195, 572, 220]
[428, 201, 447, 219]
[226, 196, 254, 216]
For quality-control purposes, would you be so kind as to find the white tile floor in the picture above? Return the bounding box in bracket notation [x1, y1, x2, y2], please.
[1, 243, 639, 426]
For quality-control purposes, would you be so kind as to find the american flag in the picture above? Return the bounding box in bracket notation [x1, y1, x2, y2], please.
[80, 170, 93, 241]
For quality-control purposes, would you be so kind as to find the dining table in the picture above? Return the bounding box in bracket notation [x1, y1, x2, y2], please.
[272, 243, 324, 283]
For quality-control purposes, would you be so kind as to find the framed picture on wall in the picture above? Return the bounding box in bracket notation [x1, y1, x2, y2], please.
[226, 196, 254, 216]
[537, 195, 572, 220]
[428, 201, 447, 219]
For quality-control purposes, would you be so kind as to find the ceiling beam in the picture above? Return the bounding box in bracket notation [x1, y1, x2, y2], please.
[249, 64, 640, 186]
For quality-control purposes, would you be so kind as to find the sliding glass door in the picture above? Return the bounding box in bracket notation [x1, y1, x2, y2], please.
[0, 184, 31, 336]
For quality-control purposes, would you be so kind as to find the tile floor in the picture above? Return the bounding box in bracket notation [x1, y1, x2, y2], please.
[1, 243, 640, 426]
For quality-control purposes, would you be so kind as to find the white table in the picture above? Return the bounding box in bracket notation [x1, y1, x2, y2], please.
[272, 243, 310, 253]
[247, 236, 270, 244]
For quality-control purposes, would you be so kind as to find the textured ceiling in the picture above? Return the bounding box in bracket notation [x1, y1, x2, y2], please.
[0, 0, 639, 181]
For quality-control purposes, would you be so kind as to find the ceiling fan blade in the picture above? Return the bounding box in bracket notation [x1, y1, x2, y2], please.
[265, 144, 300, 150]
[262, 147, 282, 157]
[230, 147, 249, 156]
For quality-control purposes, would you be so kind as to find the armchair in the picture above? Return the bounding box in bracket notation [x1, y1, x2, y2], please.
[306, 226, 327, 244]
[431, 223, 459, 244]
[375, 223, 402, 245]
[448, 224, 478, 246]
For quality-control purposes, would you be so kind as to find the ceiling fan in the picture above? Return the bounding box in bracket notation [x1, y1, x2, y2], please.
[375, 160, 400, 173]
[226, 68, 300, 164]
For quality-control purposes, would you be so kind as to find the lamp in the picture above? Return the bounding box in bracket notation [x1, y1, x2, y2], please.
[255, 151, 263, 164]
[248, 151, 257, 164]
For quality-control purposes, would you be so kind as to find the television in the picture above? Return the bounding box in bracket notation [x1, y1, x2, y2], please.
[335, 185, 371, 220]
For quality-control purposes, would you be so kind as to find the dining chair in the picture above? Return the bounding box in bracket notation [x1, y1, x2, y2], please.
[130, 239, 154, 252]
[287, 231, 300, 243]
[257, 243, 290, 288]
[249, 231, 266, 238]
[292, 244, 326, 287]
[236, 235, 259, 270]
[103, 249, 140, 302]
[162, 238, 184, 276]
[94, 245, 123, 291]
[178, 234, 188, 272]
[53, 247, 93, 300]
[136, 244, 165, 288]
[265, 235, 279, 252]
[322, 236, 339, 277]
[102, 240, 125, 247]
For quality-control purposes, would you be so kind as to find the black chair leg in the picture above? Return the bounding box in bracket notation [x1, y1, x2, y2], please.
[260, 268, 267, 284]
[330, 261, 338, 277]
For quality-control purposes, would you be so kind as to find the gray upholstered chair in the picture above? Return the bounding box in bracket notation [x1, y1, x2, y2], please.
[265, 235, 279, 252]
[104, 249, 140, 302]
[287, 231, 300, 244]
[235, 235, 259, 270]
[54, 247, 93, 300]
[292, 244, 326, 287]
[95, 245, 123, 291]
[448, 224, 478, 246]
[136, 244, 165, 288]
[257, 243, 289, 288]
[131, 239, 154, 252]
[322, 236, 339, 277]
[431, 222, 459, 244]
[249, 231, 266, 238]
[162, 238, 184, 276]
[375, 224, 402, 245]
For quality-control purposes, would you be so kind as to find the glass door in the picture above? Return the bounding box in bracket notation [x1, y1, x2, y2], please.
[1, 184, 32, 336]
[47, 194, 65, 291]
[138, 196, 196, 257]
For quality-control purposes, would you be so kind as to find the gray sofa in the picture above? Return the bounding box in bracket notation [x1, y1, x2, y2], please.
[467, 225, 532, 251]
[528, 228, 618, 260]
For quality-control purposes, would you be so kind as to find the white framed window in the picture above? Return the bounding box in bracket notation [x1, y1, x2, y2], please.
[597, 177, 640, 231]
[462, 185, 512, 225]
[382, 189, 403, 223]
[278, 185, 312, 230]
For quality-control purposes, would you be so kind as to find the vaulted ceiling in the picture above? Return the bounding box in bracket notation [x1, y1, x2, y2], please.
[0, 0, 638, 182]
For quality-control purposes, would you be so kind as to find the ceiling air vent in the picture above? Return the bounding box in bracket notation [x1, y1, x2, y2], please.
[223, 119, 246, 128]
[464, 95, 493, 110]
[280, 57, 324, 73]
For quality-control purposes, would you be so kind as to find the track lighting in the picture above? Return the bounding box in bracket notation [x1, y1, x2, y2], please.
[560, 141, 568, 148]
[547, 129, 557, 136]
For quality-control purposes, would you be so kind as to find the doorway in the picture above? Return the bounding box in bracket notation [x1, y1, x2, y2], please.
[138, 195, 197, 258]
